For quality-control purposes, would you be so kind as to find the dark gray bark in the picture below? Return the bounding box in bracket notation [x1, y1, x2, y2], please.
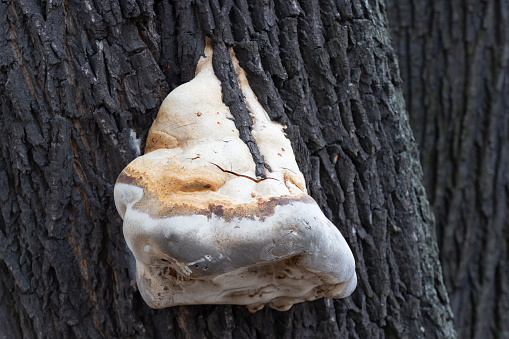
[0, 0, 454, 338]
[386, 1, 509, 338]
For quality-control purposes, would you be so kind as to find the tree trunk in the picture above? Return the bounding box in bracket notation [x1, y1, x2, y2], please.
[0, 0, 455, 338]
[386, 1, 509, 338]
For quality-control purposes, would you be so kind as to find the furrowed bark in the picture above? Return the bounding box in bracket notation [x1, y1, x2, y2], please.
[0, 0, 454, 337]
[386, 1, 509, 338]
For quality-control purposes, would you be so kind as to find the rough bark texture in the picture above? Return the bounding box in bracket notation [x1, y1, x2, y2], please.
[386, 1, 509, 338]
[0, 0, 454, 338]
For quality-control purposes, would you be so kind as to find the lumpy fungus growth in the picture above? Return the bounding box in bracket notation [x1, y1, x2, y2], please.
[114, 41, 357, 312]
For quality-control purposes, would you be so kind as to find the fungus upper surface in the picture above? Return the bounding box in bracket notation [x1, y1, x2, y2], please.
[114, 41, 357, 312]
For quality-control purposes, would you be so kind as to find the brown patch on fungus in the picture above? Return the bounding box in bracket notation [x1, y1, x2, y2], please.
[284, 170, 306, 191]
[116, 153, 314, 222]
[145, 129, 179, 153]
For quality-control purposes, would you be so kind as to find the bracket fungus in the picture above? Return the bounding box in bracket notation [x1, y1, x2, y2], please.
[114, 42, 357, 312]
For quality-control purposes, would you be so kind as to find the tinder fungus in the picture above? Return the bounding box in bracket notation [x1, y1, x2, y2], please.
[114, 42, 356, 312]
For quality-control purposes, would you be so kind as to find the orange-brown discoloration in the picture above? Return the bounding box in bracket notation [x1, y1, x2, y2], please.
[116, 155, 312, 222]
[132, 190, 313, 222]
[118, 158, 225, 194]
[284, 170, 306, 191]
[145, 129, 179, 153]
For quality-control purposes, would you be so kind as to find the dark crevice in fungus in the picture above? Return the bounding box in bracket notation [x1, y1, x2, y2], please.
[210, 162, 278, 183]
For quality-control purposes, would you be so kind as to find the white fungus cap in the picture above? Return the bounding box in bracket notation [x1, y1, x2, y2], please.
[114, 41, 357, 312]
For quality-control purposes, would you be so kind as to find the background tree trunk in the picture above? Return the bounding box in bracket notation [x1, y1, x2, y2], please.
[386, 1, 509, 338]
[0, 0, 455, 338]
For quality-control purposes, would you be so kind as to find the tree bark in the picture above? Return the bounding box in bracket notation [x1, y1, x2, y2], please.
[386, 1, 509, 338]
[0, 0, 455, 338]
